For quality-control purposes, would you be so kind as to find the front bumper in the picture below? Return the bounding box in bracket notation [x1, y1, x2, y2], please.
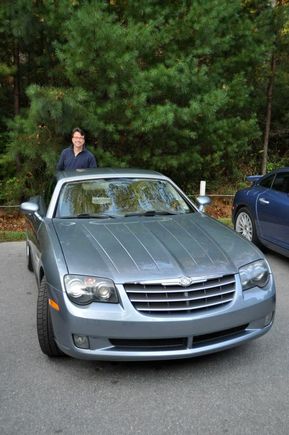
[48, 276, 276, 361]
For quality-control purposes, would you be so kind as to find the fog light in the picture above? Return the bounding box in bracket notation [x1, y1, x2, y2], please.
[264, 312, 274, 326]
[73, 334, 90, 349]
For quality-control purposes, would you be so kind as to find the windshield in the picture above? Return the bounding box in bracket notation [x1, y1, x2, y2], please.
[55, 178, 193, 218]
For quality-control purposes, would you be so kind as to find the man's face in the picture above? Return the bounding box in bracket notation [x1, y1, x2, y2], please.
[72, 132, 85, 150]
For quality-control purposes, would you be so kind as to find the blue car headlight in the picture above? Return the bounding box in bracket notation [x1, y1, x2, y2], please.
[64, 275, 118, 305]
[239, 259, 270, 291]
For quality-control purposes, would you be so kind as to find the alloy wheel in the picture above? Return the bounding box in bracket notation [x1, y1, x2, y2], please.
[235, 211, 253, 241]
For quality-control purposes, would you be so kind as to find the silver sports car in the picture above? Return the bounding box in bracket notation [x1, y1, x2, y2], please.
[21, 169, 275, 361]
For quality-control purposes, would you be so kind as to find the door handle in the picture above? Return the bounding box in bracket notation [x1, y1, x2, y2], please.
[259, 197, 270, 204]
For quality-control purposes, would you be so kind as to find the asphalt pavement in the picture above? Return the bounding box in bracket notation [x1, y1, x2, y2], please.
[0, 242, 289, 435]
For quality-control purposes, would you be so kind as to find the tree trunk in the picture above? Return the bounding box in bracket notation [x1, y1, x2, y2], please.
[13, 41, 21, 170]
[261, 53, 276, 175]
[13, 42, 20, 116]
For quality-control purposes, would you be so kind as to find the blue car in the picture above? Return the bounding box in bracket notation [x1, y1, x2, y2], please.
[233, 167, 289, 257]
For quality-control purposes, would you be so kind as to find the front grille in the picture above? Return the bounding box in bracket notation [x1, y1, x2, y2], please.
[193, 324, 248, 345]
[124, 275, 236, 315]
[110, 338, 187, 351]
[109, 324, 248, 351]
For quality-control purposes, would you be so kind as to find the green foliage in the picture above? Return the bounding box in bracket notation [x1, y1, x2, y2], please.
[53, 0, 266, 186]
[0, 231, 26, 242]
[0, 177, 24, 204]
[1, 0, 289, 203]
[267, 153, 289, 172]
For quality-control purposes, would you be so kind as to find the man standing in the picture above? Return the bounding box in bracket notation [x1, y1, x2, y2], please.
[56, 128, 97, 170]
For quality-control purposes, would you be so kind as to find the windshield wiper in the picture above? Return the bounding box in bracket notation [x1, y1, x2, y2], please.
[124, 210, 179, 217]
[77, 213, 116, 219]
[60, 213, 116, 219]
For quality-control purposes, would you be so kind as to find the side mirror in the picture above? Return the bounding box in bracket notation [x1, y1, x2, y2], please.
[20, 202, 39, 214]
[196, 195, 211, 212]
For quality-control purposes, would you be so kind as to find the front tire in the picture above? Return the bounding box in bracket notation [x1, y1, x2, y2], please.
[234, 207, 260, 246]
[37, 277, 64, 357]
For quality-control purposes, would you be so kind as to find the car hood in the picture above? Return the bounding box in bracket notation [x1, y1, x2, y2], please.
[53, 214, 262, 283]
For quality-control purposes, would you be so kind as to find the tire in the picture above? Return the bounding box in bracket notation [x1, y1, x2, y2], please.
[26, 242, 33, 272]
[37, 277, 65, 357]
[234, 207, 260, 246]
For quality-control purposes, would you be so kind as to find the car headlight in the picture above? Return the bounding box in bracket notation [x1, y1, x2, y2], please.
[239, 259, 270, 291]
[64, 275, 118, 305]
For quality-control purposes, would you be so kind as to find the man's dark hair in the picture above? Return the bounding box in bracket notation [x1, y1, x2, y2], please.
[72, 127, 85, 138]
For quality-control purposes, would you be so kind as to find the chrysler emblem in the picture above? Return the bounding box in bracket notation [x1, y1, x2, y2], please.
[179, 277, 192, 287]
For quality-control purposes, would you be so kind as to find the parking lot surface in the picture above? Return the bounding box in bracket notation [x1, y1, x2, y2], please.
[0, 242, 289, 435]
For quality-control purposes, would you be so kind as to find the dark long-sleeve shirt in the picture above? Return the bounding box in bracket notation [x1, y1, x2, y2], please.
[56, 146, 97, 171]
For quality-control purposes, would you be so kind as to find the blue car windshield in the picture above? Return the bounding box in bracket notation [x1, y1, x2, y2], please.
[55, 178, 193, 218]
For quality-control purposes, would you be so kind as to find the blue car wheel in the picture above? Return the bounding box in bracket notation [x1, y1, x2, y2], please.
[235, 207, 260, 246]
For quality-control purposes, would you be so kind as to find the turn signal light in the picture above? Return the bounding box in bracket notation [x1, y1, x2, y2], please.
[49, 298, 60, 311]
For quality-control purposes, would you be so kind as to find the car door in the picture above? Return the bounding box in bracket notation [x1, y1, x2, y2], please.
[256, 171, 289, 249]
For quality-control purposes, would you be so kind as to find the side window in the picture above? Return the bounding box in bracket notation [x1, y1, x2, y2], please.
[271, 173, 289, 193]
[259, 174, 275, 189]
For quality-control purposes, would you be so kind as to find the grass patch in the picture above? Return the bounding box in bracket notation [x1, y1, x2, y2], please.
[218, 217, 233, 227]
[0, 231, 26, 242]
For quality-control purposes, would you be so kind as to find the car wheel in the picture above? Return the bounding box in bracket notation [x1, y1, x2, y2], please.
[37, 277, 65, 357]
[26, 242, 33, 272]
[234, 207, 260, 245]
